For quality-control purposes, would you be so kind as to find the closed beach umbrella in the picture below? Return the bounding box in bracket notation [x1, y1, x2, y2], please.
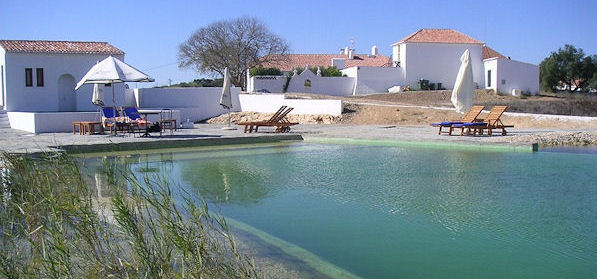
[91, 83, 104, 106]
[451, 49, 474, 114]
[75, 56, 154, 105]
[220, 67, 236, 129]
[219, 67, 232, 109]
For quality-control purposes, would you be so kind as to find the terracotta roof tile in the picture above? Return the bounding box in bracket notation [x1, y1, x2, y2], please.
[394, 29, 483, 45]
[482, 45, 506, 60]
[0, 40, 124, 55]
[260, 54, 392, 72]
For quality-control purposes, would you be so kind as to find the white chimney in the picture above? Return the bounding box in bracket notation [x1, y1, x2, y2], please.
[371, 45, 378, 56]
[348, 49, 354, 59]
[331, 58, 346, 69]
[344, 46, 349, 55]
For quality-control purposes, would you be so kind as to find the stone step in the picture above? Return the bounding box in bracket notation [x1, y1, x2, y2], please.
[0, 111, 10, 128]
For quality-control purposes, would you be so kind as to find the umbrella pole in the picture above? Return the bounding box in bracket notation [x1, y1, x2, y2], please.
[221, 107, 237, 130]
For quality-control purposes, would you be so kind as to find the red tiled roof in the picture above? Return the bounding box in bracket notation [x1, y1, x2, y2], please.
[0, 40, 124, 55]
[259, 53, 392, 71]
[482, 45, 506, 60]
[393, 29, 483, 45]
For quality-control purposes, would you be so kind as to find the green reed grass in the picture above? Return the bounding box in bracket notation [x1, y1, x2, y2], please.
[0, 152, 259, 278]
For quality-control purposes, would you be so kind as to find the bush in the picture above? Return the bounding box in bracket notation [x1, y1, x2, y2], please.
[250, 67, 282, 76]
[320, 66, 344, 77]
[0, 153, 259, 278]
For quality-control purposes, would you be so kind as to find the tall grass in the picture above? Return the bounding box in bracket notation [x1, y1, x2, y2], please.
[0, 152, 259, 278]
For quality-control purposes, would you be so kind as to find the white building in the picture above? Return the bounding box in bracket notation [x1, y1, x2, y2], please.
[345, 29, 539, 95]
[0, 40, 125, 112]
[250, 29, 539, 96]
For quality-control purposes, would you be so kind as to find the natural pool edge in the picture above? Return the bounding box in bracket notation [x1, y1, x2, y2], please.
[56, 133, 538, 156]
[224, 216, 363, 279]
[58, 134, 304, 154]
[303, 137, 539, 152]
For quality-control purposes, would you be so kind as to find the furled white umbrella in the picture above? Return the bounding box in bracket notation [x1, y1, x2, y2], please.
[450, 49, 474, 114]
[91, 83, 104, 106]
[219, 67, 236, 130]
[75, 56, 154, 106]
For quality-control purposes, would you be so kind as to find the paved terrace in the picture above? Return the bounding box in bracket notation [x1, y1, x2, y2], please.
[2, 123, 583, 154]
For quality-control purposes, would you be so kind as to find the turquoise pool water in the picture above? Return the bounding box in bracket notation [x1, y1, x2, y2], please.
[82, 143, 597, 278]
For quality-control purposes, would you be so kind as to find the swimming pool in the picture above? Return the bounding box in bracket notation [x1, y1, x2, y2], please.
[80, 143, 597, 278]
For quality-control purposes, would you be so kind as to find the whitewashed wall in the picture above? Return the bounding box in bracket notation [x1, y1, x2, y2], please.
[342, 66, 404, 94]
[0, 47, 5, 109]
[239, 94, 343, 116]
[249, 76, 286, 93]
[286, 69, 355, 96]
[483, 59, 498, 91]
[1, 52, 125, 112]
[130, 87, 241, 121]
[402, 43, 485, 89]
[8, 111, 99, 133]
[495, 58, 539, 95]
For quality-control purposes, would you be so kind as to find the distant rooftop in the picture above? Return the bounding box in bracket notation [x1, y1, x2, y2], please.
[482, 45, 507, 60]
[0, 40, 124, 55]
[260, 53, 392, 72]
[393, 29, 484, 45]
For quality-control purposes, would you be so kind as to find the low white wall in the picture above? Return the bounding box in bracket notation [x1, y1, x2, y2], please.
[286, 69, 355, 96]
[239, 94, 343, 116]
[342, 66, 404, 94]
[249, 76, 286, 93]
[131, 87, 241, 121]
[8, 111, 99, 133]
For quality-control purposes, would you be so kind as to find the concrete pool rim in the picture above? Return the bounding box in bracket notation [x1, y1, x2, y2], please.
[52, 134, 538, 155]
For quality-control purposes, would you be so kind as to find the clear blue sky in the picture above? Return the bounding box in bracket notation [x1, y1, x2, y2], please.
[1, 0, 595, 87]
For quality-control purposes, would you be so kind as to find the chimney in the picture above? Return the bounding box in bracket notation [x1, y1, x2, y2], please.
[344, 46, 349, 55]
[371, 45, 378, 56]
[348, 49, 354, 59]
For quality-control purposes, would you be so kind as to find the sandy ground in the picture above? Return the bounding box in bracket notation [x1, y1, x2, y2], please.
[208, 90, 597, 130]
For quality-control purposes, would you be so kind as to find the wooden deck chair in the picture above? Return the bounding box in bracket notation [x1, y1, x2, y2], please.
[452, 105, 514, 136]
[237, 106, 298, 133]
[237, 105, 287, 133]
[430, 105, 485, 135]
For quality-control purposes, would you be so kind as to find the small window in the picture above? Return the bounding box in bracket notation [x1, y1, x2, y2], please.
[487, 70, 492, 87]
[105, 83, 111, 87]
[304, 79, 311, 87]
[25, 68, 33, 87]
[36, 68, 44, 87]
[501, 79, 506, 85]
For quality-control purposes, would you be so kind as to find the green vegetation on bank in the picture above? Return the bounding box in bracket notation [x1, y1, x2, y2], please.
[0, 153, 259, 278]
[540, 44, 597, 93]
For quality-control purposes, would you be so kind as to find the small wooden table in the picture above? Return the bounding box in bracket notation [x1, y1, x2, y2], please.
[73, 121, 103, 135]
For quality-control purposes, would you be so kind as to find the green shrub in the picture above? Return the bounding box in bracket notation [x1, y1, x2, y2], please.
[250, 67, 282, 76]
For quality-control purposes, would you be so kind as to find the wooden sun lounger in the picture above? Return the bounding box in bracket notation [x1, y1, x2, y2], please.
[237, 106, 299, 133]
[453, 105, 514, 136]
[430, 105, 485, 135]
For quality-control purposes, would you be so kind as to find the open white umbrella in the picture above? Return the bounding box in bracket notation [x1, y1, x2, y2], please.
[450, 49, 474, 114]
[75, 56, 154, 106]
[219, 67, 236, 130]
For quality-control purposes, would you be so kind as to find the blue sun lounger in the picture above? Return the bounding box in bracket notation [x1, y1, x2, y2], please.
[430, 105, 485, 135]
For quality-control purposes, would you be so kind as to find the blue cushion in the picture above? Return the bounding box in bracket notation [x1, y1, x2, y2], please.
[102, 107, 117, 118]
[430, 121, 464, 126]
[452, 122, 487, 127]
[124, 107, 141, 120]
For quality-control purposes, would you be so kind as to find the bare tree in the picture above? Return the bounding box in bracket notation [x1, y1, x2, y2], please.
[178, 17, 289, 89]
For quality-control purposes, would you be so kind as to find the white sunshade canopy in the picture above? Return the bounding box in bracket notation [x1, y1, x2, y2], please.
[450, 49, 474, 114]
[75, 56, 154, 90]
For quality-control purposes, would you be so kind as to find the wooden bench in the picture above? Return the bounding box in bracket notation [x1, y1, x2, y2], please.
[73, 121, 103, 135]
